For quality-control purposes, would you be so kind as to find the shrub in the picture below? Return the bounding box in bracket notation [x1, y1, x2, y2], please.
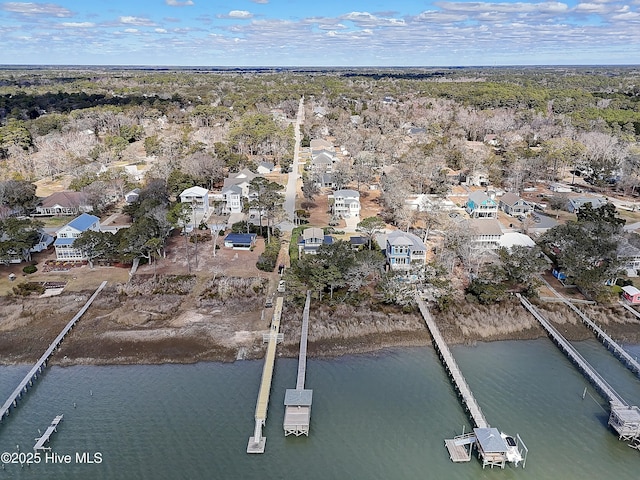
[23, 264, 37, 274]
[257, 237, 281, 272]
[13, 282, 45, 296]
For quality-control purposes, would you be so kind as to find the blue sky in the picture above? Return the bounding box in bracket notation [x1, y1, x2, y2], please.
[0, 0, 638, 66]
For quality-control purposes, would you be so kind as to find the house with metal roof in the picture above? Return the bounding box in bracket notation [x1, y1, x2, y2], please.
[330, 189, 360, 218]
[567, 196, 607, 213]
[223, 233, 257, 250]
[466, 191, 498, 219]
[54, 213, 100, 261]
[385, 230, 427, 271]
[179, 186, 210, 213]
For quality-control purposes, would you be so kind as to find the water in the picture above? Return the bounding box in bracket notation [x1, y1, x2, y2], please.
[0, 340, 638, 479]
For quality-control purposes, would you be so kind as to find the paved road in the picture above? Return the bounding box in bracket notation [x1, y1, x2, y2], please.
[281, 97, 304, 232]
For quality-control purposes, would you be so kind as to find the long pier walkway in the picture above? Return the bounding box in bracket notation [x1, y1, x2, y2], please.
[619, 301, 640, 321]
[283, 291, 313, 436]
[539, 276, 640, 378]
[417, 298, 487, 429]
[0, 281, 107, 423]
[417, 299, 528, 467]
[247, 296, 284, 454]
[517, 294, 640, 442]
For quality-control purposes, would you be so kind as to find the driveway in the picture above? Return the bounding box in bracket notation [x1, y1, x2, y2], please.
[281, 97, 304, 232]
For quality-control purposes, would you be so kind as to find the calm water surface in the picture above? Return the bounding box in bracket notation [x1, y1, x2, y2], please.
[0, 340, 638, 480]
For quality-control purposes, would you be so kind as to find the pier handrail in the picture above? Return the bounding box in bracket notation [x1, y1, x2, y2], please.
[296, 291, 311, 390]
[517, 294, 627, 406]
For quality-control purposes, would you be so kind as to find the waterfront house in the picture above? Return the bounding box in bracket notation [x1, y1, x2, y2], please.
[466, 191, 498, 219]
[469, 218, 503, 251]
[223, 233, 257, 250]
[54, 213, 100, 261]
[385, 230, 427, 271]
[297, 227, 334, 256]
[499, 192, 533, 217]
[622, 285, 640, 304]
[35, 191, 93, 216]
[330, 189, 360, 218]
[179, 186, 210, 214]
[124, 188, 140, 204]
[617, 234, 640, 276]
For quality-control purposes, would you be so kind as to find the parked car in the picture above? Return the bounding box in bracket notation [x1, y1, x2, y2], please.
[277, 280, 286, 293]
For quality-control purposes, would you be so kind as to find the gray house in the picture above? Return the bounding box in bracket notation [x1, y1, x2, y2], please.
[499, 192, 533, 217]
[567, 197, 607, 213]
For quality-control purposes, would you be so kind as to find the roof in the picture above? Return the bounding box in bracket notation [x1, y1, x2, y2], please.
[568, 196, 607, 209]
[53, 237, 75, 246]
[500, 192, 522, 207]
[66, 213, 100, 232]
[333, 189, 359, 199]
[310, 138, 333, 149]
[40, 191, 89, 208]
[474, 428, 508, 453]
[284, 389, 313, 406]
[224, 233, 256, 244]
[222, 184, 243, 195]
[258, 161, 274, 170]
[622, 285, 640, 296]
[180, 186, 208, 197]
[223, 169, 258, 188]
[468, 191, 495, 205]
[500, 232, 536, 249]
[302, 227, 324, 241]
[387, 230, 426, 251]
[312, 152, 334, 164]
[350, 236, 368, 245]
[469, 218, 503, 236]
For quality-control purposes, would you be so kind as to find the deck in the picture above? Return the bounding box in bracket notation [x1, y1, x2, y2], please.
[34, 415, 63, 450]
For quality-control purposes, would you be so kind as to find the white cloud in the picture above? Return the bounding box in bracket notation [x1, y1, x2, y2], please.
[573, 3, 610, 14]
[165, 0, 194, 6]
[435, 2, 569, 14]
[221, 10, 254, 19]
[1, 2, 72, 17]
[155, 28, 168, 33]
[251, 0, 269, 3]
[119, 16, 156, 26]
[60, 22, 94, 28]
[124, 28, 139, 33]
[416, 10, 469, 23]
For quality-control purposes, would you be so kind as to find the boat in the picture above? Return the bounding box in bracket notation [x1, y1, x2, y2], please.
[501, 432, 523, 466]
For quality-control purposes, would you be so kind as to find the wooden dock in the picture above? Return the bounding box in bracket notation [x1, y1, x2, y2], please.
[0, 281, 107, 423]
[33, 415, 63, 450]
[284, 291, 313, 436]
[247, 296, 284, 454]
[539, 276, 640, 378]
[517, 294, 640, 442]
[417, 299, 488, 429]
[619, 301, 640, 321]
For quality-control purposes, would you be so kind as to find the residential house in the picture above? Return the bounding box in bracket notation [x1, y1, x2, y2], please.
[385, 230, 427, 271]
[466, 191, 498, 219]
[0, 230, 53, 264]
[179, 186, 210, 214]
[221, 169, 258, 214]
[349, 236, 368, 250]
[622, 285, 640, 305]
[124, 188, 140, 204]
[617, 234, 640, 276]
[257, 162, 275, 174]
[499, 192, 533, 217]
[297, 227, 334, 256]
[567, 196, 607, 213]
[54, 213, 100, 261]
[331, 189, 360, 218]
[469, 218, 503, 251]
[223, 233, 257, 250]
[405, 194, 457, 212]
[463, 171, 490, 187]
[34, 191, 93, 216]
[310, 139, 333, 151]
[549, 182, 573, 193]
[314, 173, 335, 189]
[310, 151, 336, 174]
[499, 232, 536, 250]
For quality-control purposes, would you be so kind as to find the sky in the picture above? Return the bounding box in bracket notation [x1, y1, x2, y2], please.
[0, 0, 638, 66]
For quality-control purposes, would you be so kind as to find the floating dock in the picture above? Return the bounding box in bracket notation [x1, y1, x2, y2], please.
[247, 296, 284, 454]
[283, 291, 313, 436]
[33, 415, 63, 450]
[518, 294, 640, 444]
[0, 281, 107, 424]
[417, 298, 527, 468]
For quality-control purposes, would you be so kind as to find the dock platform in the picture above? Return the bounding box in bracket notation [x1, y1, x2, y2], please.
[284, 291, 313, 436]
[247, 296, 283, 454]
[517, 293, 640, 443]
[0, 281, 107, 424]
[34, 415, 63, 450]
[417, 298, 527, 468]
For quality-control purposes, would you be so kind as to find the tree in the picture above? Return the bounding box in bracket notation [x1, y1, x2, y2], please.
[0, 180, 37, 214]
[489, 246, 548, 289]
[356, 216, 386, 250]
[74, 230, 116, 268]
[0, 217, 44, 263]
[249, 177, 284, 242]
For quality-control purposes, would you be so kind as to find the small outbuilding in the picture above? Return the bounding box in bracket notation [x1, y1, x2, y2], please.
[622, 285, 640, 304]
[224, 233, 257, 250]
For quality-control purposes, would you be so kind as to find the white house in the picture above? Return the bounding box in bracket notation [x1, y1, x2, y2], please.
[331, 189, 360, 218]
[34, 191, 93, 216]
[469, 218, 503, 251]
[499, 192, 533, 217]
[567, 196, 607, 213]
[221, 169, 258, 214]
[385, 230, 427, 271]
[179, 186, 210, 214]
[54, 213, 100, 261]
